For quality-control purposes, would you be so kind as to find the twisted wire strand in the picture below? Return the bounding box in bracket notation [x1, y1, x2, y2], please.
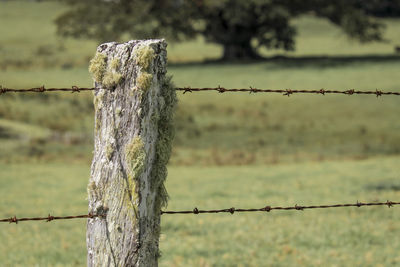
[0, 213, 103, 224]
[1, 85, 399, 97]
[161, 200, 399, 215]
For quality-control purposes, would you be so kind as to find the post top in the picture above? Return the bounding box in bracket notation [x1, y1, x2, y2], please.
[97, 39, 166, 53]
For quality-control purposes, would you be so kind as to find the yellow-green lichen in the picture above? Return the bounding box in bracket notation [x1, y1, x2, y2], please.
[137, 72, 153, 92]
[89, 52, 107, 83]
[124, 173, 138, 221]
[124, 137, 145, 220]
[106, 144, 114, 160]
[89, 53, 123, 88]
[103, 71, 123, 88]
[146, 75, 176, 260]
[93, 89, 106, 110]
[135, 45, 155, 70]
[127, 173, 137, 197]
[110, 58, 120, 70]
[95, 119, 100, 133]
[125, 136, 146, 179]
[150, 75, 177, 210]
[95, 112, 101, 134]
[87, 180, 97, 200]
[115, 106, 122, 117]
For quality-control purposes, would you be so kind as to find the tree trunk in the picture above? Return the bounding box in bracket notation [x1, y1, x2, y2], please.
[87, 39, 176, 267]
[222, 41, 261, 60]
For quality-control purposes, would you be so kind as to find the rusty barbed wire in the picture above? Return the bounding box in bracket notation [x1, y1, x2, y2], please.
[1, 85, 399, 97]
[0, 213, 104, 224]
[1, 200, 397, 223]
[0, 85, 95, 94]
[176, 86, 400, 97]
[160, 200, 399, 215]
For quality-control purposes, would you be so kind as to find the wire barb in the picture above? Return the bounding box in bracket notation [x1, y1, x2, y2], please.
[284, 89, 293, 97]
[182, 86, 192, 94]
[71, 86, 81, 93]
[10, 216, 18, 224]
[46, 214, 54, 222]
[386, 200, 394, 208]
[217, 85, 226, 93]
[262, 206, 272, 212]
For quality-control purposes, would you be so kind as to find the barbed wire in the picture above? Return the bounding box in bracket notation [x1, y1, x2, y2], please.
[160, 200, 399, 215]
[0, 86, 94, 94]
[176, 87, 400, 97]
[1, 85, 399, 97]
[1, 200, 397, 224]
[0, 213, 104, 224]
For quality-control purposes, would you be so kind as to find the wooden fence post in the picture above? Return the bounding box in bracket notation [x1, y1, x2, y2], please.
[86, 39, 176, 266]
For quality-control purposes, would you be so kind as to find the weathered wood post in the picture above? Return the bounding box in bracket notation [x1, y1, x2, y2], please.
[86, 39, 176, 266]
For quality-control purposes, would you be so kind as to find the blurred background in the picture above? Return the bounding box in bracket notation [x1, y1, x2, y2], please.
[0, 0, 400, 266]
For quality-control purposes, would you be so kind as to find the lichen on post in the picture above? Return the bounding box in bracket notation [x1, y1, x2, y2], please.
[87, 39, 176, 267]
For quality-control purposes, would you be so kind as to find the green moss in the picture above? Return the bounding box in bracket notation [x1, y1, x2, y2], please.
[124, 174, 138, 221]
[124, 137, 145, 221]
[88, 52, 107, 83]
[125, 136, 146, 179]
[127, 173, 136, 196]
[151, 109, 160, 124]
[115, 106, 122, 117]
[87, 180, 96, 199]
[94, 111, 101, 134]
[88, 180, 96, 190]
[106, 144, 114, 160]
[110, 58, 120, 70]
[137, 72, 153, 92]
[102, 71, 123, 88]
[135, 45, 155, 70]
[150, 75, 177, 210]
[125, 196, 138, 221]
[93, 89, 105, 110]
[89, 53, 123, 88]
[102, 58, 123, 88]
[93, 94, 98, 108]
[95, 117, 101, 133]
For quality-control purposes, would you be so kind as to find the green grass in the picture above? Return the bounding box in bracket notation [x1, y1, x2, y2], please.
[1, 1, 400, 69]
[170, 60, 400, 165]
[0, 157, 399, 266]
[1, 1, 400, 165]
[1, 1, 400, 266]
[1, 61, 400, 164]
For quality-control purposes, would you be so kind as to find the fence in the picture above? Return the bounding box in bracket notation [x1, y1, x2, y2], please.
[0, 39, 399, 266]
[1, 85, 400, 96]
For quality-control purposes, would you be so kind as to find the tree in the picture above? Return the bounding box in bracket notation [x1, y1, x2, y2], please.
[56, 0, 386, 60]
[356, 0, 400, 17]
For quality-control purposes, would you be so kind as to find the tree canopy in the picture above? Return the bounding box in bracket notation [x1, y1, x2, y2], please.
[56, 0, 391, 60]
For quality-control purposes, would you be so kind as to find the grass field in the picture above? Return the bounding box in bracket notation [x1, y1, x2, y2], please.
[1, 1, 400, 266]
[1, 1, 400, 165]
[1, 157, 400, 266]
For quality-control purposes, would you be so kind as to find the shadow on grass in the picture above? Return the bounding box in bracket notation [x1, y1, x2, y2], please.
[365, 180, 400, 191]
[169, 54, 400, 69]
